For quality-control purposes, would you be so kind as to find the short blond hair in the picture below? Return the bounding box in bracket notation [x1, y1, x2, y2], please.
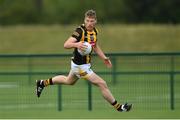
[85, 9, 97, 19]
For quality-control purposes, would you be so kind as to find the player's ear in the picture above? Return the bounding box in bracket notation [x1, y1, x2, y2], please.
[84, 18, 87, 24]
[95, 19, 97, 24]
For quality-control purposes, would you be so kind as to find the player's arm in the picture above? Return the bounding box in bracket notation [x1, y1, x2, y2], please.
[93, 43, 112, 68]
[64, 28, 85, 50]
[64, 37, 85, 50]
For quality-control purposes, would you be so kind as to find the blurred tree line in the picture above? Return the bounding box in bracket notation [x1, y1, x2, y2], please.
[0, 0, 180, 25]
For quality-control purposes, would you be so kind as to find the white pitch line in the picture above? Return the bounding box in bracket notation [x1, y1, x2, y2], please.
[0, 103, 56, 110]
[0, 82, 18, 88]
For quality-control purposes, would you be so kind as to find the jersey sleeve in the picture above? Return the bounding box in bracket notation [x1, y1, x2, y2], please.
[71, 27, 82, 42]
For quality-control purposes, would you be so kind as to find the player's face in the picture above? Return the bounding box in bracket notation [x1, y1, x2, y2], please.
[84, 17, 96, 31]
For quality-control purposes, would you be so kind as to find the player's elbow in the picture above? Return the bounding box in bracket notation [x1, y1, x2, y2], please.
[64, 37, 76, 49]
[64, 42, 72, 49]
[64, 42, 69, 49]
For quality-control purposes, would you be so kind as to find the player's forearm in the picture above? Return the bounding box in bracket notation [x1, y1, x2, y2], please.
[64, 37, 78, 49]
[94, 45, 108, 60]
[64, 42, 78, 49]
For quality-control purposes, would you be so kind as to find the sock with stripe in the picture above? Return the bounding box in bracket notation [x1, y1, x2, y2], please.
[43, 78, 53, 87]
[111, 100, 123, 111]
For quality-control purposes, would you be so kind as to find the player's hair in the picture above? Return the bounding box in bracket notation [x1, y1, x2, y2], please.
[85, 9, 97, 19]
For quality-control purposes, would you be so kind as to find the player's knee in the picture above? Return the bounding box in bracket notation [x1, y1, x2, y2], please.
[65, 78, 76, 85]
[98, 80, 107, 89]
[69, 81, 76, 85]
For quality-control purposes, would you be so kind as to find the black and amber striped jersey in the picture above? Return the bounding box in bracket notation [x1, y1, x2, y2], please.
[71, 24, 98, 65]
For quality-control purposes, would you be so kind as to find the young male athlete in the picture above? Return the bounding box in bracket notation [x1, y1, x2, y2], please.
[36, 10, 132, 112]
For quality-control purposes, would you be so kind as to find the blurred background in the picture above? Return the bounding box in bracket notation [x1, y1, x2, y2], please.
[0, 0, 180, 54]
[0, 0, 180, 25]
[0, 0, 180, 119]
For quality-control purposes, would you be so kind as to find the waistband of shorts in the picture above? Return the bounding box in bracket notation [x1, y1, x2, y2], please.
[71, 60, 91, 66]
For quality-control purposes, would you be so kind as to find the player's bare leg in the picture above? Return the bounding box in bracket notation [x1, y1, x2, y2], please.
[87, 72, 132, 112]
[36, 71, 78, 97]
[51, 71, 78, 85]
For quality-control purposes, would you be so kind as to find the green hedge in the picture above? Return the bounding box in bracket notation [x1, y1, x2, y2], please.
[0, 0, 180, 25]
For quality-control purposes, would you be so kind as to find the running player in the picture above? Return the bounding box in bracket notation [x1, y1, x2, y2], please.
[36, 9, 132, 112]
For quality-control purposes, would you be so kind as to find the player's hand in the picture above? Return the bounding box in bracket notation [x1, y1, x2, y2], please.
[76, 42, 87, 51]
[104, 57, 112, 68]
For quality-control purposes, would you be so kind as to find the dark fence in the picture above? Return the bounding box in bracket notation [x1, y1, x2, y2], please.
[0, 53, 180, 111]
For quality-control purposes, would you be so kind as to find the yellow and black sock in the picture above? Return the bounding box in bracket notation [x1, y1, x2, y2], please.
[43, 78, 53, 87]
[111, 100, 122, 111]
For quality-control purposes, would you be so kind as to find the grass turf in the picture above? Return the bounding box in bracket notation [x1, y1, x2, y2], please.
[0, 24, 180, 118]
